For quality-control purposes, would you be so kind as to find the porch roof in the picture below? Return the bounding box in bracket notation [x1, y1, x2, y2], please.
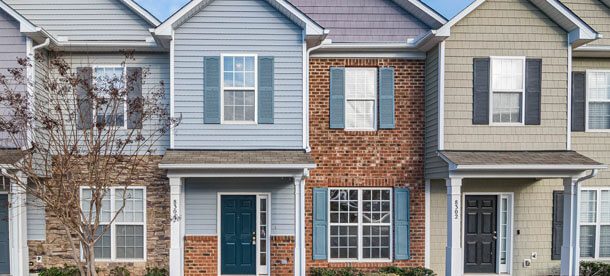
[159, 150, 316, 170]
[0, 149, 24, 166]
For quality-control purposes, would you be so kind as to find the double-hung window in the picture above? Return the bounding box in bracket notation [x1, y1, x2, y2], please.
[490, 57, 525, 124]
[222, 55, 257, 123]
[329, 188, 392, 261]
[81, 187, 146, 261]
[587, 71, 610, 130]
[580, 188, 610, 259]
[345, 68, 377, 130]
[94, 67, 127, 128]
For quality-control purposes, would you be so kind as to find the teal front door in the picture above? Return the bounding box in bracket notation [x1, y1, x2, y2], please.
[0, 194, 9, 274]
[221, 195, 256, 275]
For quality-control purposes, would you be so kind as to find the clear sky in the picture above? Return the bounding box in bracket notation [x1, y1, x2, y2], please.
[135, 0, 474, 22]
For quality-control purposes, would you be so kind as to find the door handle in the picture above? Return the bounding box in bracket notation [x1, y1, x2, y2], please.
[252, 232, 256, 245]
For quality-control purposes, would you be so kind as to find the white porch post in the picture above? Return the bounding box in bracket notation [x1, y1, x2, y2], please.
[561, 177, 581, 276]
[445, 177, 463, 276]
[169, 177, 184, 276]
[293, 175, 304, 276]
[9, 174, 29, 276]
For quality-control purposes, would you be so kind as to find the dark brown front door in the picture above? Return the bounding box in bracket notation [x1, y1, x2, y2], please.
[464, 195, 497, 273]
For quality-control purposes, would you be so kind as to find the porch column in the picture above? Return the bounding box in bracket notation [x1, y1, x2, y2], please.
[169, 177, 184, 276]
[561, 177, 581, 276]
[445, 177, 463, 276]
[293, 175, 305, 276]
[9, 174, 29, 276]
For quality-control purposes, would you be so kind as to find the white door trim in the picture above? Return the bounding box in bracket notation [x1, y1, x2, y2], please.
[216, 192, 271, 276]
[461, 192, 514, 275]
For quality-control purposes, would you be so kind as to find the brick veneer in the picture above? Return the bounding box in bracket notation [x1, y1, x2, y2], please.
[27, 156, 170, 275]
[270, 236, 295, 275]
[185, 236, 218, 276]
[306, 58, 426, 271]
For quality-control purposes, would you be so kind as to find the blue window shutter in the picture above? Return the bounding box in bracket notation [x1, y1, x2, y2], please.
[473, 58, 490, 125]
[329, 67, 345, 129]
[313, 188, 328, 260]
[394, 187, 411, 260]
[204, 56, 221, 124]
[258, 56, 274, 124]
[379, 67, 395, 129]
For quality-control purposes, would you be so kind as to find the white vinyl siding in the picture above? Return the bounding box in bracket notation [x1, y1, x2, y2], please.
[490, 57, 526, 124]
[345, 68, 377, 131]
[580, 189, 610, 259]
[586, 71, 610, 130]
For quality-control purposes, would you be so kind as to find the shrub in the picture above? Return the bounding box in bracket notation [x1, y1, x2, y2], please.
[38, 265, 79, 276]
[310, 267, 434, 276]
[310, 267, 364, 276]
[145, 267, 170, 276]
[109, 266, 131, 276]
[378, 267, 436, 276]
[581, 261, 610, 276]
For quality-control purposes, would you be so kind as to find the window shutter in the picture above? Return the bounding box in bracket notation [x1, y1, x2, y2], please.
[552, 191, 564, 260]
[473, 58, 490, 125]
[126, 67, 143, 129]
[258, 56, 274, 124]
[525, 59, 542, 125]
[204, 56, 221, 124]
[378, 67, 395, 129]
[76, 67, 93, 130]
[394, 187, 411, 260]
[329, 67, 345, 129]
[312, 187, 328, 260]
[572, 72, 586, 132]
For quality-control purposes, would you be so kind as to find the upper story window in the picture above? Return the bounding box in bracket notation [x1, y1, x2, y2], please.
[345, 68, 377, 131]
[94, 67, 126, 128]
[580, 188, 610, 259]
[587, 71, 610, 130]
[490, 57, 525, 124]
[222, 55, 257, 123]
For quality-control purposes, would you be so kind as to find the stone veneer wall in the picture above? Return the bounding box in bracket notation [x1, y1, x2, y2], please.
[306, 58, 426, 271]
[27, 156, 170, 275]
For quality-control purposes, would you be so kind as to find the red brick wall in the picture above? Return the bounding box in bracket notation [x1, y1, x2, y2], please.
[306, 58, 426, 271]
[271, 236, 295, 276]
[184, 236, 218, 276]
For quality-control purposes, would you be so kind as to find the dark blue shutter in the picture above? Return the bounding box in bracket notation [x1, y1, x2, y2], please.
[126, 67, 143, 129]
[204, 56, 221, 124]
[473, 58, 490, 125]
[572, 72, 586, 132]
[525, 59, 542, 125]
[258, 56, 274, 124]
[329, 67, 345, 129]
[552, 191, 564, 260]
[394, 187, 411, 260]
[312, 188, 328, 260]
[76, 67, 93, 129]
[378, 67, 395, 129]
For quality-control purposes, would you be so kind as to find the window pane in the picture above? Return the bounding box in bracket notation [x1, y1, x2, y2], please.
[492, 59, 523, 91]
[601, 226, 610, 258]
[588, 72, 610, 101]
[116, 225, 144, 259]
[329, 189, 358, 224]
[580, 225, 596, 258]
[602, 191, 610, 224]
[95, 67, 125, 127]
[588, 102, 610, 130]
[362, 189, 391, 224]
[81, 189, 111, 223]
[223, 90, 255, 122]
[580, 190, 597, 223]
[362, 226, 390, 259]
[115, 189, 145, 223]
[345, 68, 377, 99]
[345, 100, 374, 130]
[492, 92, 522, 123]
[94, 225, 111, 259]
[330, 226, 358, 259]
[223, 56, 255, 89]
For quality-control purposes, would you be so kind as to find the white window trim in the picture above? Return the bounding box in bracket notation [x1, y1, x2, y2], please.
[585, 70, 610, 132]
[92, 65, 128, 129]
[488, 56, 526, 126]
[327, 188, 393, 263]
[580, 187, 610, 260]
[220, 53, 258, 125]
[344, 68, 378, 131]
[79, 186, 147, 262]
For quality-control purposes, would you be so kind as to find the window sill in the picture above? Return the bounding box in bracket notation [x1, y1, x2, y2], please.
[221, 121, 258, 125]
[92, 258, 147, 263]
[327, 259, 393, 263]
[488, 123, 525, 127]
[344, 128, 377, 132]
[584, 129, 610, 133]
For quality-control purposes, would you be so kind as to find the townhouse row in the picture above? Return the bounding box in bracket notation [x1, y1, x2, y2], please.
[0, 0, 609, 275]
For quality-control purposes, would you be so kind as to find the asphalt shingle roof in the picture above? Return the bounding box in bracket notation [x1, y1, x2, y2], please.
[161, 150, 315, 166]
[439, 150, 604, 166]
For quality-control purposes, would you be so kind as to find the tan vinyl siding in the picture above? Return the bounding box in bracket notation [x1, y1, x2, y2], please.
[429, 178, 563, 276]
[562, 0, 610, 46]
[424, 46, 448, 178]
[443, 0, 568, 151]
[572, 57, 610, 187]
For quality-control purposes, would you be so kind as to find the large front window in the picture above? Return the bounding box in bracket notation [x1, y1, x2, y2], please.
[94, 67, 126, 127]
[329, 188, 392, 261]
[345, 68, 377, 130]
[580, 189, 610, 259]
[587, 71, 610, 130]
[490, 57, 525, 124]
[81, 187, 146, 260]
[222, 55, 256, 123]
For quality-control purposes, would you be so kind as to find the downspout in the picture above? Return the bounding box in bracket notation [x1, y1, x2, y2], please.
[27, 38, 50, 148]
[303, 38, 329, 152]
[567, 39, 572, 150]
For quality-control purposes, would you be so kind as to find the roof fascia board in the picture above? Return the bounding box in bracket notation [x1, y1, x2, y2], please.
[0, 0, 39, 33]
[391, 0, 447, 28]
[600, 0, 610, 8]
[155, 0, 325, 37]
[435, 0, 485, 37]
[119, 0, 161, 26]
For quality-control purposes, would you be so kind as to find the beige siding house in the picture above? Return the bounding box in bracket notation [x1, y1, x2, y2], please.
[424, 0, 609, 275]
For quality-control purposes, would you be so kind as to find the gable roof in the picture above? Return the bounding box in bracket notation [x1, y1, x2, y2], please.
[436, 0, 600, 47]
[154, 0, 326, 38]
[119, 0, 161, 26]
[392, 0, 447, 28]
[0, 0, 38, 33]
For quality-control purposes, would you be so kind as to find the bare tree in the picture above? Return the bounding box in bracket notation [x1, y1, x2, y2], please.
[0, 51, 178, 276]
